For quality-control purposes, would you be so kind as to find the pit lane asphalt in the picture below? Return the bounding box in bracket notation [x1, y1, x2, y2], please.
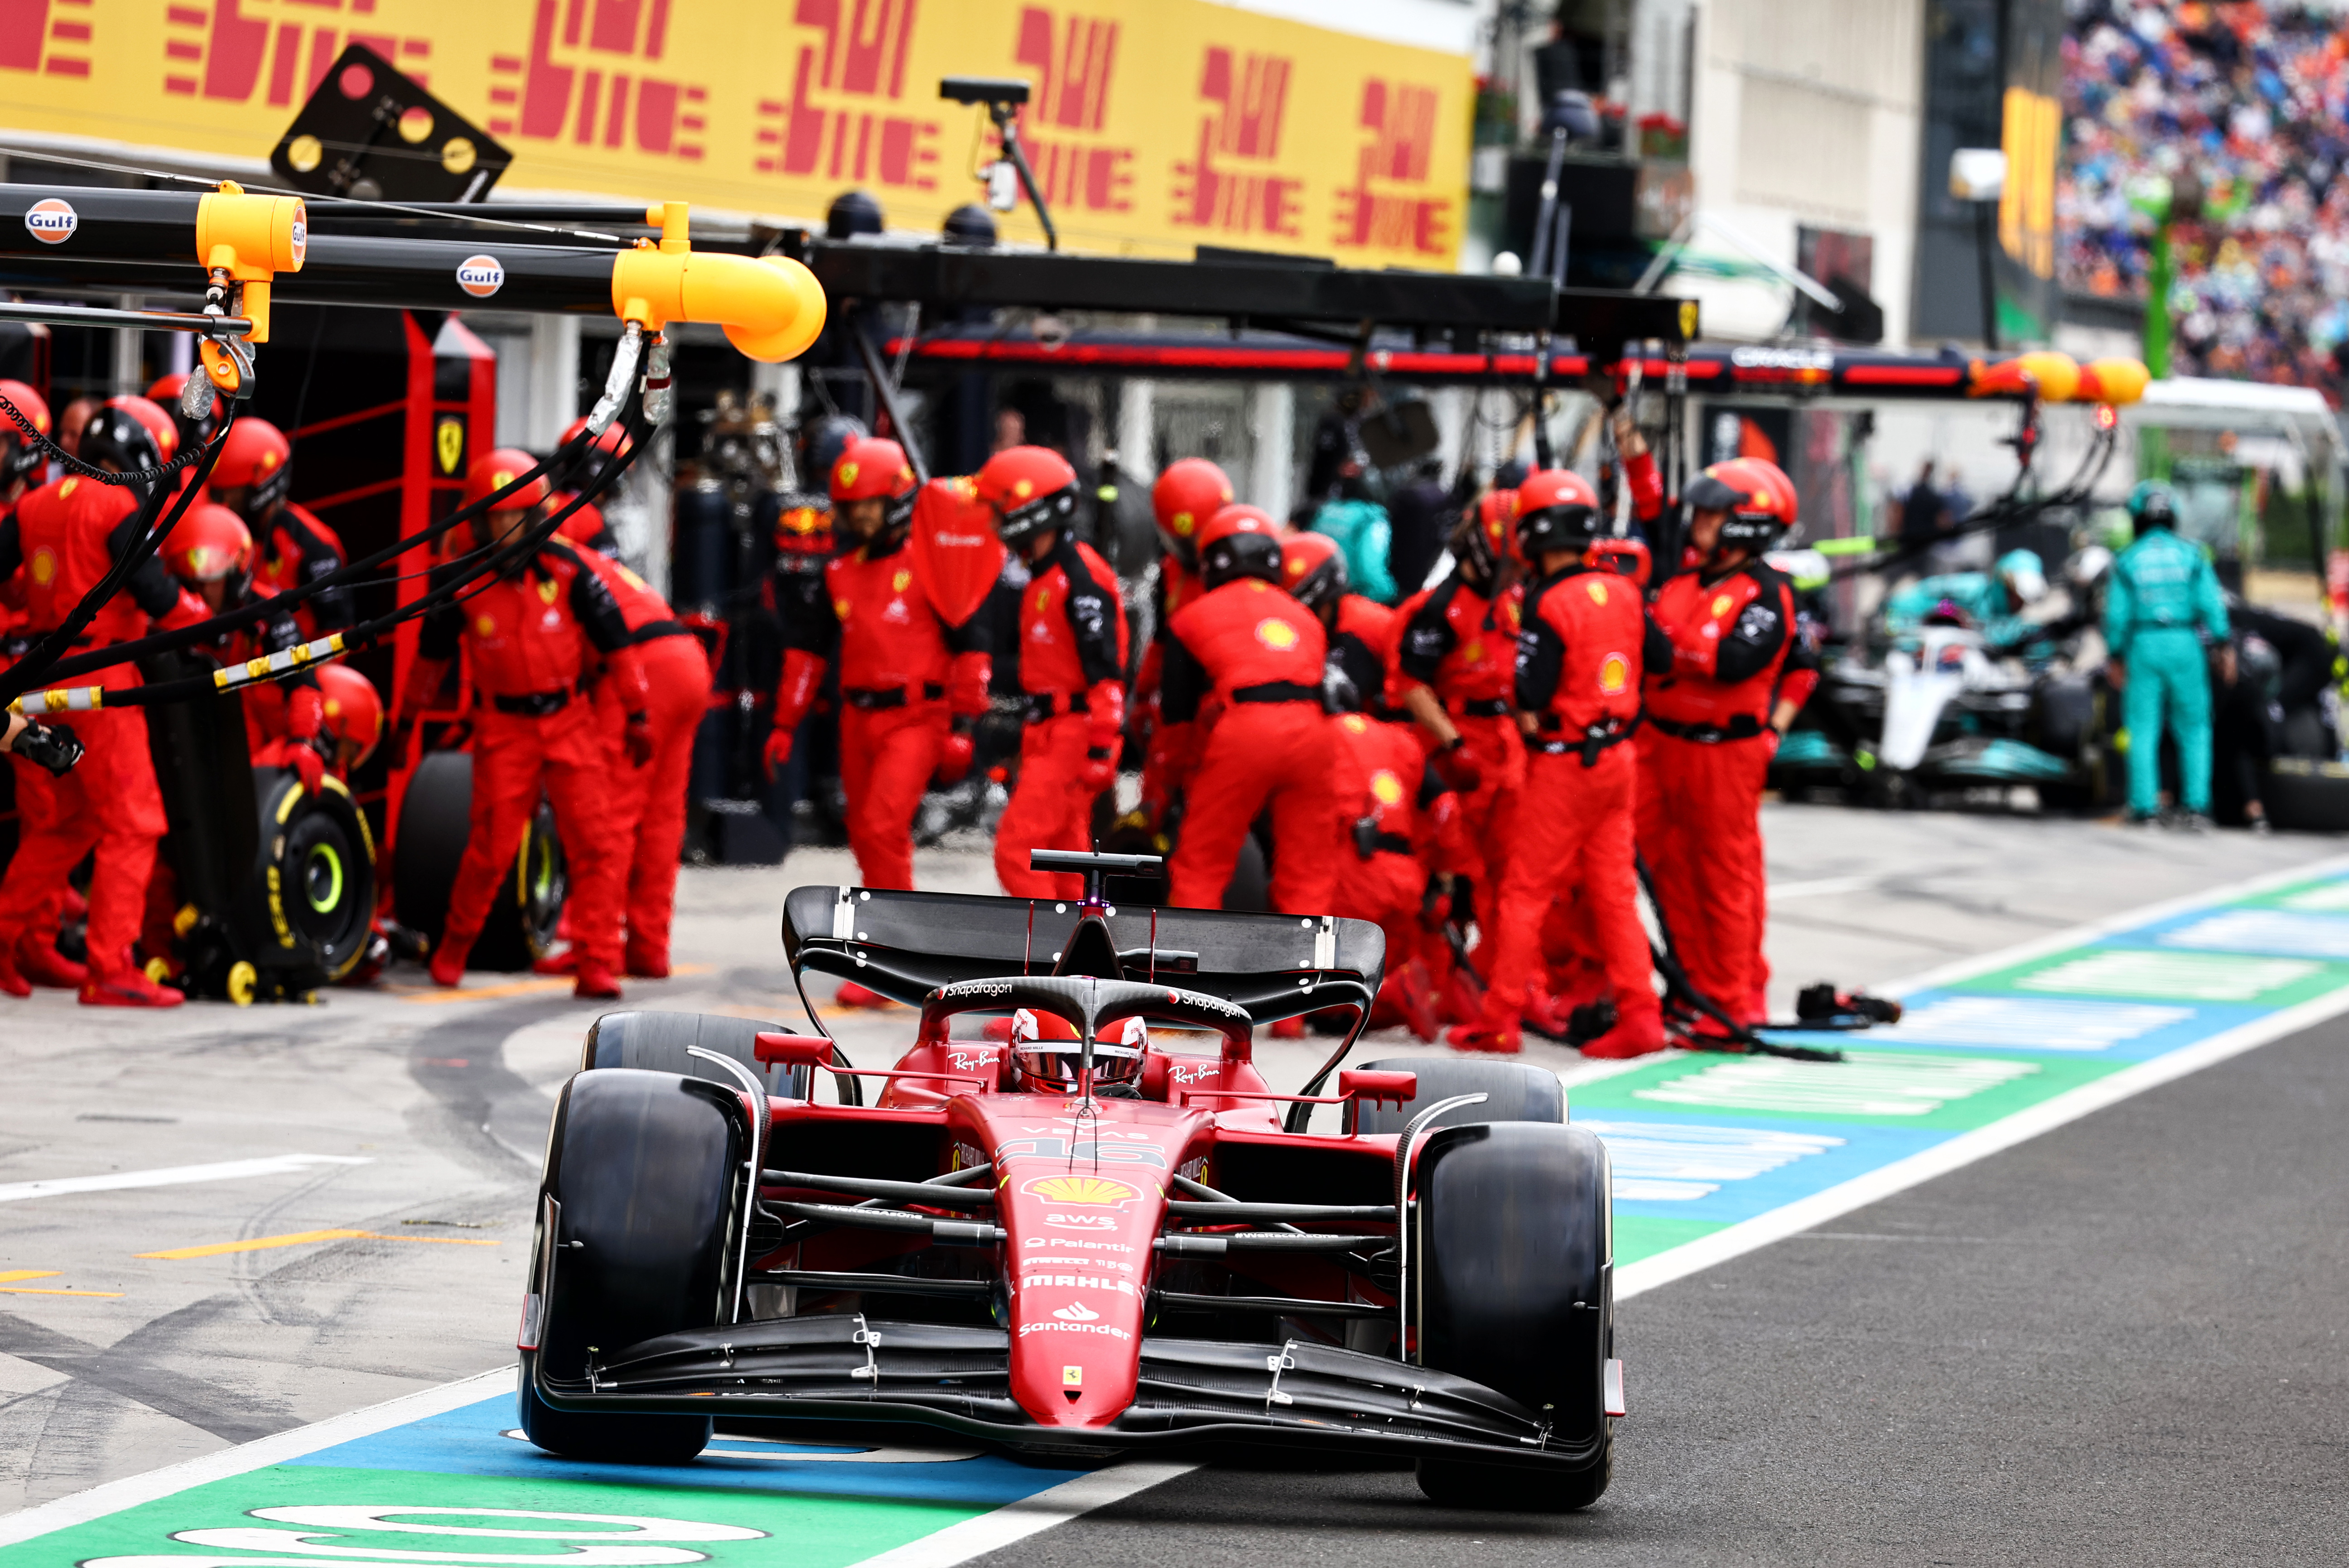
[977, 1008, 2349, 1568]
[0, 806, 2335, 1551]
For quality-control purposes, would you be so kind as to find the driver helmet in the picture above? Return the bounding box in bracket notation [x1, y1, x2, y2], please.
[1009, 1008, 1148, 1090]
[1996, 547, 2049, 606]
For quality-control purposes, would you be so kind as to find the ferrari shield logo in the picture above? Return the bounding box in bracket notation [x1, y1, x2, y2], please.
[435, 417, 465, 475]
[1679, 299, 1699, 340]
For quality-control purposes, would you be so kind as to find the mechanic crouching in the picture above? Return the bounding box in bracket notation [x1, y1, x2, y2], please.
[394, 450, 650, 1001]
[975, 445, 1129, 902]
[0, 403, 207, 1005]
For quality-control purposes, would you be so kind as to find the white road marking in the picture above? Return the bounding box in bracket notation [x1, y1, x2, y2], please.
[847, 1462, 1199, 1568]
[1583, 1121, 1844, 1202]
[0, 1155, 371, 1206]
[2159, 907, 2349, 960]
[2279, 882, 2349, 912]
[2014, 949, 2321, 1002]
[1619, 979, 2349, 1301]
[1870, 995, 2192, 1051]
[1633, 1052, 2038, 1117]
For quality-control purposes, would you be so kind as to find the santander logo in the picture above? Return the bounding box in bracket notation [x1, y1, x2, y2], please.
[1052, 1301, 1100, 1322]
[455, 254, 504, 298]
[24, 198, 77, 244]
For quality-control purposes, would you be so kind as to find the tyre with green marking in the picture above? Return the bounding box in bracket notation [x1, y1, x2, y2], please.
[222, 769, 377, 996]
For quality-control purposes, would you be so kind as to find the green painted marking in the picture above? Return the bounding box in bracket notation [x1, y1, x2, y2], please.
[1572, 1047, 2121, 1131]
[3, 1466, 994, 1568]
[1615, 1215, 1728, 1266]
[1959, 946, 2349, 1006]
[2235, 877, 2349, 914]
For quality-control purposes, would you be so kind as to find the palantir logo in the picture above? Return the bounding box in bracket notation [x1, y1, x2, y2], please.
[455, 254, 504, 298]
[24, 198, 77, 245]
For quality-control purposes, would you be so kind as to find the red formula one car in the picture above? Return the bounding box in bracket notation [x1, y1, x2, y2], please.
[516, 852, 1622, 1509]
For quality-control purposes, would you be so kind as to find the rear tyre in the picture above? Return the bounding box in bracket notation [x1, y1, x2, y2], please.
[1348, 1057, 1565, 1135]
[522, 1069, 734, 1464]
[1412, 1121, 1613, 1511]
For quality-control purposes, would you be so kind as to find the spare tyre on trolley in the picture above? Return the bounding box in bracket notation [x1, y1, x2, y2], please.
[393, 749, 566, 970]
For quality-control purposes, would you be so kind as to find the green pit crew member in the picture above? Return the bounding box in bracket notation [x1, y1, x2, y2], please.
[2105, 482, 2233, 827]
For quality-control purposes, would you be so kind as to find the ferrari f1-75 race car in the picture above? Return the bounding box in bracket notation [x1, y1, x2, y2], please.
[517, 851, 1621, 1509]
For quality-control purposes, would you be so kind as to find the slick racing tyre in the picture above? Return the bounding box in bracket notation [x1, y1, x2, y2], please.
[1412, 1121, 1613, 1511]
[393, 750, 567, 970]
[522, 1069, 736, 1464]
[249, 770, 377, 986]
[1347, 1057, 1565, 1135]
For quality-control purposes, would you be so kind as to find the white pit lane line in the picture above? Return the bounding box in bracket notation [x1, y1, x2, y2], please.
[0, 1154, 371, 1205]
[9, 852, 2349, 1565]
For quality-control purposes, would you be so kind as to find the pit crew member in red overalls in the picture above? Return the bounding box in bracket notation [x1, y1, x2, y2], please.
[1130, 458, 1231, 775]
[974, 445, 1129, 901]
[0, 378, 87, 994]
[160, 503, 330, 792]
[1392, 486, 1524, 1017]
[1146, 505, 1339, 916]
[0, 404, 206, 1005]
[1452, 469, 1662, 1057]
[1292, 532, 1465, 1041]
[1642, 458, 1816, 1033]
[207, 416, 352, 635]
[763, 438, 992, 902]
[396, 449, 650, 1001]
[314, 662, 384, 779]
[535, 491, 713, 978]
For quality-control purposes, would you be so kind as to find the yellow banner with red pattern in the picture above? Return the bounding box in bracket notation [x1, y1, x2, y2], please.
[0, 0, 1472, 268]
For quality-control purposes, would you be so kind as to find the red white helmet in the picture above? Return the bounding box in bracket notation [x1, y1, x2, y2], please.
[1512, 468, 1602, 560]
[105, 395, 178, 462]
[974, 444, 1080, 551]
[1279, 530, 1348, 611]
[464, 448, 550, 513]
[1152, 458, 1234, 570]
[1685, 458, 1794, 552]
[1009, 1007, 1147, 1090]
[1197, 503, 1284, 591]
[163, 503, 254, 586]
[316, 663, 385, 769]
[210, 417, 293, 516]
[0, 378, 50, 487]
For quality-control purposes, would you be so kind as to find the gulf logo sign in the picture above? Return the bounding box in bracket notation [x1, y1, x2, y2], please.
[455, 254, 505, 298]
[24, 198, 77, 245]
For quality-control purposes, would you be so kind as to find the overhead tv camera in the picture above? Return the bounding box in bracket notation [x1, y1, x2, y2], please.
[938, 76, 1056, 251]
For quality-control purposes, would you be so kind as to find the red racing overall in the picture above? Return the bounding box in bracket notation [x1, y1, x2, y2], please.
[251, 501, 350, 634]
[1477, 565, 1655, 1048]
[415, 540, 647, 980]
[773, 519, 990, 891]
[1154, 578, 1338, 915]
[0, 475, 201, 994]
[1331, 709, 1465, 1031]
[574, 547, 711, 974]
[995, 535, 1128, 899]
[1394, 570, 1524, 943]
[1642, 559, 1813, 1025]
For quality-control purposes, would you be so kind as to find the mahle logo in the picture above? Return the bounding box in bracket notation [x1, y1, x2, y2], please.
[24, 198, 77, 245]
[455, 255, 505, 298]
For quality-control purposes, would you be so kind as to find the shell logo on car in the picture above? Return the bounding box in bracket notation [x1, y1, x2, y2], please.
[1021, 1174, 1142, 1208]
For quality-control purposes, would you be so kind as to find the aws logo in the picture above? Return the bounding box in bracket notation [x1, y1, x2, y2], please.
[1254, 618, 1299, 651]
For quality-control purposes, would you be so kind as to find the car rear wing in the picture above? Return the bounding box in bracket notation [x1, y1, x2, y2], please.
[780, 885, 1384, 1031]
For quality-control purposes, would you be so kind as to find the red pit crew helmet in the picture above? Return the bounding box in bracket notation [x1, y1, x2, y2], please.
[210, 417, 293, 516]
[163, 503, 253, 587]
[1279, 529, 1348, 611]
[0, 378, 50, 487]
[1151, 458, 1233, 571]
[1196, 503, 1284, 590]
[975, 444, 1080, 553]
[316, 662, 386, 768]
[465, 448, 551, 513]
[1512, 468, 1602, 560]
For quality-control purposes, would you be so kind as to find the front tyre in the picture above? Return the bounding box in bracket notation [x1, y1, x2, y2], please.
[522, 1068, 735, 1464]
[1412, 1121, 1613, 1511]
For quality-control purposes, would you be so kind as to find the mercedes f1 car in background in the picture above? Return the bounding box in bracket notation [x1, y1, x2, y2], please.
[517, 851, 1621, 1510]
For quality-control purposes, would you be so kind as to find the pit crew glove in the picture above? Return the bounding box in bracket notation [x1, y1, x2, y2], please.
[1430, 734, 1482, 794]
[764, 649, 827, 783]
[1081, 678, 1127, 791]
[285, 682, 325, 744]
[936, 720, 976, 786]
[286, 740, 325, 796]
[11, 719, 83, 777]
